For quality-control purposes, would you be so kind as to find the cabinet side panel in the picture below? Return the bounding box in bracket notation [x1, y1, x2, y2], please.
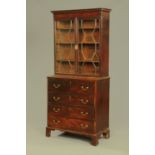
[96, 78, 110, 132]
[100, 12, 110, 76]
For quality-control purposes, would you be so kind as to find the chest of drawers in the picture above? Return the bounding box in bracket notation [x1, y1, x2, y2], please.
[46, 76, 110, 145]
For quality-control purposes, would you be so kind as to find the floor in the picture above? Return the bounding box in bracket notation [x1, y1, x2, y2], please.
[27, 124, 128, 155]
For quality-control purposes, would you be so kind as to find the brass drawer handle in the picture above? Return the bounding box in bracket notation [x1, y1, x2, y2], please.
[53, 83, 61, 88]
[81, 85, 89, 91]
[52, 96, 60, 102]
[80, 111, 88, 115]
[53, 119, 60, 124]
[52, 107, 60, 112]
[80, 99, 89, 104]
[80, 123, 88, 129]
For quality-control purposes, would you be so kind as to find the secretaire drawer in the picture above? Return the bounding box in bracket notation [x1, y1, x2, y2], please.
[48, 78, 70, 92]
[70, 80, 95, 94]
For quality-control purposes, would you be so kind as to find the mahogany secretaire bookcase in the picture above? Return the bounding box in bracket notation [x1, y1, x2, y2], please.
[46, 8, 111, 146]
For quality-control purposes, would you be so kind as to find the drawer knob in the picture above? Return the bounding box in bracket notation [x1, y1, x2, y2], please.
[52, 96, 60, 102]
[53, 83, 61, 88]
[80, 111, 88, 115]
[53, 119, 60, 124]
[52, 107, 60, 112]
[80, 99, 89, 104]
[80, 123, 88, 129]
[81, 85, 89, 91]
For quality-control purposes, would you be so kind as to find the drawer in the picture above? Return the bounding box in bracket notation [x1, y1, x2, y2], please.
[48, 116, 67, 129]
[70, 80, 94, 94]
[48, 105, 67, 117]
[68, 106, 94, 120]
[48, 78, 70, 92]
[48, 116, 94, 133]
[70, 94, 93, 106]
[48, 92, 69, 105]
[68, 118, 94, 133]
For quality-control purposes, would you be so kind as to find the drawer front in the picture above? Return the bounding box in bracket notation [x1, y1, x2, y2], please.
[48, 92, 69, 105]
[48, 116, 94, 133]
[48, 116, 67, 129]
[48, 105, 67, 117]
[48, 78, 95, 94]
[70, 80, 95, 94]
[48, 78, 70, 92]
[68, 118, 94, 133]
[70, 94, 93, 106]
[68, 106, 94, 120]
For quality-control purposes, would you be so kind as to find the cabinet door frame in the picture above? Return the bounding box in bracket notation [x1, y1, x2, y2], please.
[76, 16, 101, 76]
[53, 14, 102, 76]
[54, 17, 77, 75]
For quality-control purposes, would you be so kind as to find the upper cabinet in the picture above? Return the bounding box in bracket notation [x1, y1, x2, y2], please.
[52, 8, 111, 76]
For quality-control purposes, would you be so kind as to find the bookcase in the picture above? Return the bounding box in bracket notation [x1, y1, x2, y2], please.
[46, 8, 111, 146]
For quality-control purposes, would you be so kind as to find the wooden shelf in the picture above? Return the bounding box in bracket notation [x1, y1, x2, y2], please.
[56, 27, 99, 30]
[79, 27, 99, 30]
[56, 59, 75, 62]
[56, 42, 99, 45]
[56, 28, 74, 30]
[79, 42, 100, 45]
[56, 59, 100, 63]
[78, 60, 100, 63]
[56, 43, 75, 45]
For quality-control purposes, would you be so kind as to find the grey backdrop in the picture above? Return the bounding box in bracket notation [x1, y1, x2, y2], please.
[27, 0, 128, 155]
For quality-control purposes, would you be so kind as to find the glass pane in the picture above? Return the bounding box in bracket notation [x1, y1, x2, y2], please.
[78, 18, 100, 75]
[55, 19, 76, 74]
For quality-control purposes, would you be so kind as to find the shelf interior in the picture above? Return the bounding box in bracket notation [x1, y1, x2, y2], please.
[55, 18, 101, 75]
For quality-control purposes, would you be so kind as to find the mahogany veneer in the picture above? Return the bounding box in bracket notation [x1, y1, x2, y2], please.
[46, 8, 111, 146]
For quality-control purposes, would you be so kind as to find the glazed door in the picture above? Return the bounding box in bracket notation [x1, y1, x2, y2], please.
[55, 18, 76, 74]
[54, 17, 101, 76]
[77, 18, 101, 76]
